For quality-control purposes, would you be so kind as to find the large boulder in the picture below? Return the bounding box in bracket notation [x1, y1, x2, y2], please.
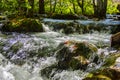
[41, 40, 98, 78]
[2, 18, 44, 32]
[56, 40, 98, 70]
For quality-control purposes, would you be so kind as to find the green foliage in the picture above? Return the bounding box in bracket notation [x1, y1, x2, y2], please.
[0, 0, 119, 17]
[0, 0, 18, 13]
[107, 0, 119, 14]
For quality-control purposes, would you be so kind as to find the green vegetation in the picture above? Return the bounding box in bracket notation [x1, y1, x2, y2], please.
[0, 0, 120, 19]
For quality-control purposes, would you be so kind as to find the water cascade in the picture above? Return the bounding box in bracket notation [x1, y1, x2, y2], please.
[0, 18, 120, 80]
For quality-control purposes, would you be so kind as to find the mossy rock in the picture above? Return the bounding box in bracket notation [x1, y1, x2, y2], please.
[51, 22, 78, 34]
[50, 14, 80, 20]
[56, 40, 98, 69]
[84, 68, 120, 80]
[2, 18, 44, 32]
[44, 21, 109, 34]
[49, 22, 91, 34]
[56, 40, 98, 60]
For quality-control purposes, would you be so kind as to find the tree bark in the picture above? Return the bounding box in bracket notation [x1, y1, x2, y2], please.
[59, 0, 62, 14]
[77, 0, 84, 14]
[39, 0, 45, 14]
[111, 32, 120, 48]
[93, 0, 107, 19]
[50, 0, 52, 13]
[72, 0, 76, 13]
[117, 4, 120, 12]
[53, 0, 57, 13]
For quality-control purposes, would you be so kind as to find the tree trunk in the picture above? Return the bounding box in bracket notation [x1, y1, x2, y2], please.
[28, 0, 34, 17]
[59, 0, 62, 14]
[72, 1, 76, 13]
[50, 0, 52, 13]
[103, 0, 107, 18]
[77, 0, 84, 14]
[53, 0, 57, 13]
[117, 4, 120, 12]
[93, 0, 98, 17]
[39, 0, 45, 14]
[93, 0, 107, 19]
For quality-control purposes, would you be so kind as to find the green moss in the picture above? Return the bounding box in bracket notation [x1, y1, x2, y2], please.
[2, 18, 44, 32]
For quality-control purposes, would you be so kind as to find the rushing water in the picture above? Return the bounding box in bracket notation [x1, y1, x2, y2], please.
[0, 19, 119, 80]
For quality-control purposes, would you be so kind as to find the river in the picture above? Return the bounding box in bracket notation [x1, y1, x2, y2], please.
[0, 18, 119, 80]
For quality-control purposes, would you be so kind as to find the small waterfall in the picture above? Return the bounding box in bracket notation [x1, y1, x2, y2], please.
[42, 23, 51, 32]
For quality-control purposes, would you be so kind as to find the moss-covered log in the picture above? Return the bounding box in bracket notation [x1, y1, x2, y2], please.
[111, 32, 120, 49]
[2, 18, 44, 32]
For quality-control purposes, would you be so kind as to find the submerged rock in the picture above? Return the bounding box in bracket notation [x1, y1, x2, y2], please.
[2, 18, 44, 32]
[50, 22, 81, 34]
[44, 21, 110, 34]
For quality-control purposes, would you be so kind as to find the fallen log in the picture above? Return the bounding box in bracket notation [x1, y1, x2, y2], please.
[111, 32, 120, 48]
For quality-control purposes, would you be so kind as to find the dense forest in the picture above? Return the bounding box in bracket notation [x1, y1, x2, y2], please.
[0, 0, 120, 19]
